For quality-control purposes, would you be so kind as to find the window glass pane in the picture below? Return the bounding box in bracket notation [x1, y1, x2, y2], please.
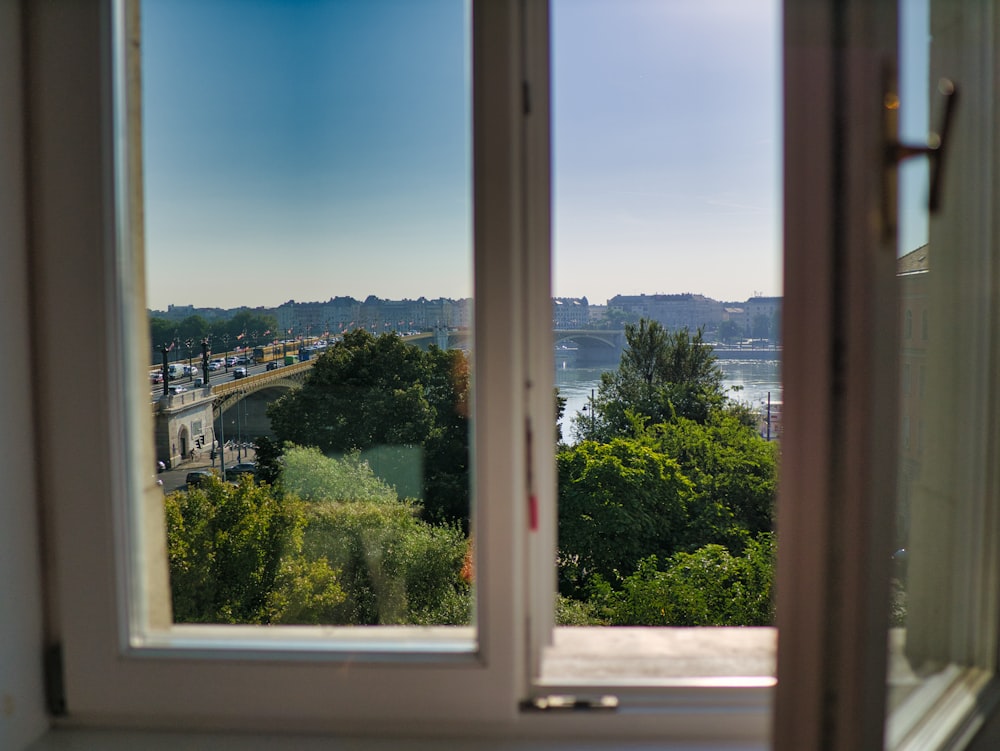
[140, 0, 474, 631]
[888, 0, 999, 739]
[547, 0, 781, 680]
[889, 0, 933, 714]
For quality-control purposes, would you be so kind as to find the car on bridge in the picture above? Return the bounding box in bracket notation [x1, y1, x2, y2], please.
[265, 361, 282, 371]
[232, 367, 248, 378]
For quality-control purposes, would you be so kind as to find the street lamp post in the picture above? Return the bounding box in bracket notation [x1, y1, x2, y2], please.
[158, 342, 172, 397]
[235, 393, 243, 462]
[185, 338, 194, 380]
[200, 338, 211, 385]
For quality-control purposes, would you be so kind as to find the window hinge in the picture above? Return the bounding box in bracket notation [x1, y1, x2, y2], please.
[521, 695, 619, 712]
[44, 643, 67, 716]
[522, 80, 532, 116]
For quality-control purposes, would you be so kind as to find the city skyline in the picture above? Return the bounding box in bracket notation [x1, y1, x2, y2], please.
[150, 288, 783, 318]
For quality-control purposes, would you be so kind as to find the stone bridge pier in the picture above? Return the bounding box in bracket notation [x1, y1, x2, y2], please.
[153, 387, 216, 469]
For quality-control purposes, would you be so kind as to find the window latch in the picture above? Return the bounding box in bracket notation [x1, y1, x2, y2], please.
[885, 77, 958, 213]
[882, 75, 958, 240]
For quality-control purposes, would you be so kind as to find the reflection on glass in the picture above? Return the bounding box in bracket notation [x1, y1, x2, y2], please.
[888, 0, 1000, 738]
[547, 0, 781, 678]
[140, 0, 473, 627]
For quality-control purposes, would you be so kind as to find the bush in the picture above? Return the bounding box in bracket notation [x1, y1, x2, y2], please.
[301, 499, 470, 625]
[164, 475, 345, 624]
[283, 447, 471, 625]
[587, 534, 775, 626]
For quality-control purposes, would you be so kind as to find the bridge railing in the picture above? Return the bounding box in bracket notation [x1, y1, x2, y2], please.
[210, 359, 315, 397]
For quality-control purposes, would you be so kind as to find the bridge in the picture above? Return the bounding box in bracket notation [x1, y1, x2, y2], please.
[406, 328, 626, 365]
[152, 329, 626, 468]
[152, 359, 316, 469]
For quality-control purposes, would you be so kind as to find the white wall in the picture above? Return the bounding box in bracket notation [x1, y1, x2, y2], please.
[0, 1, 48, 748]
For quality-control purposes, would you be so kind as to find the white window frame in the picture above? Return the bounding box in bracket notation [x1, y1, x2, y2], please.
[25, 0, 1000, 747]
[32, 0, 530, 731]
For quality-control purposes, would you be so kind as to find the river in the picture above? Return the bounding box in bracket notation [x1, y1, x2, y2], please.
[555, 358, 782, 442]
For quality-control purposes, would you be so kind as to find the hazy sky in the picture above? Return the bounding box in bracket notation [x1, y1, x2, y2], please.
[141, 0, 785, 310]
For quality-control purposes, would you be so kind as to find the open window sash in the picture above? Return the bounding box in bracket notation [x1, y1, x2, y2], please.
[32, 0, 533, 729]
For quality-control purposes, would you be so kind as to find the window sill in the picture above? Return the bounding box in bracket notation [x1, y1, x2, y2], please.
[539, 626, 777, 687]
[29, 728, 768, 751]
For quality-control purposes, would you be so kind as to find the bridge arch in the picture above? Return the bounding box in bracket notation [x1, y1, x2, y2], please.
[553, 331, 624, 366]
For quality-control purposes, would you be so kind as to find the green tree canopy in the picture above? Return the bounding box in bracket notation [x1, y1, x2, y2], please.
[718, 319, 742, 344]
[556, 413, 776, 604]
[283, 446, 471, 625]
[208, 311, 279, 350]
[164, 451, 472, 626]
[650, 412, 777, 551]
[557, 437, 693, 596]
[164, 475, 345, 625]
[588, 534, 775, 626]
[267, 330, 470, 525]
[577, 320, 725, 439]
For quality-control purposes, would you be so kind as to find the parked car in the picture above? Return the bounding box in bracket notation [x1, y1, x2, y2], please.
[185, 469, 216, 487]
[233, 367, 248, 379]
[225, 462, 256, 481]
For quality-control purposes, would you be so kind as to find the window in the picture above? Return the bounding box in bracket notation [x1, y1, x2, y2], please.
[23, 0, 1000, 748]
[32, 0, 531, 730]
[142, 0, 476, 631]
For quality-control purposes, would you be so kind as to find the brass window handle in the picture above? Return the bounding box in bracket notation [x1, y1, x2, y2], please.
[887, 78, 958, 213]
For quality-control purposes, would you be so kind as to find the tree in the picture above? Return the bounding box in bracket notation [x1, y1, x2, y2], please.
[557, 437, 692, 597]
[267, 330, 470, 525]
[149, 316, 175, 353]
[207, 311, 279, 350]
[165, 451, 472, 626]
[588, 533, 775, 626]
[280, 445, 398, 505]
[282, 446, 471, 625]
[577, 320, 725, 439]
[176, 314, 209, 343]
[751, 313, 771, 341]
[718, 319, 741, 344]
[164, 475, 345, 624]
[650, 412, 777, 552]
[252, 435, 284, 487]
[600, 306, 640, 330]
[555, 388, 567, 444]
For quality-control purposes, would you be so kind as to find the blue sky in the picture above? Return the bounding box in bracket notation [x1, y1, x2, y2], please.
[141, 0, 785, 310]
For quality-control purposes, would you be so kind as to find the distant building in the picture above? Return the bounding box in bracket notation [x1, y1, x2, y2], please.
[275, 295, 471, 337]
[587, 304, 607, 326]
[742, 295, 783, 341]
[552, 297, 589, 329]
[897, 244, 929, 547]
[607, 293, 724, 332]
